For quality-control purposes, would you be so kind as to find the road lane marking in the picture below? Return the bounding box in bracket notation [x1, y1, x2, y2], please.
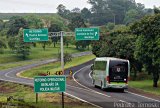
[65, 92, 102, 108]
[126, 91, 160, 102]
[0, 78, 33, 86]
[68, 84, 102, 93]
[5, 70, 22, 80]
[89, 71, 92, 78]
[72, 65, 111, 97]
[119, 100, 132, 105]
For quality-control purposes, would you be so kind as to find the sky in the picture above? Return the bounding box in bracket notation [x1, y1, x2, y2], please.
[0, 0, 160, 13]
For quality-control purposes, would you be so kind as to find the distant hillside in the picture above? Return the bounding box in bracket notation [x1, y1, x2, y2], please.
[0, 13, 57, 20]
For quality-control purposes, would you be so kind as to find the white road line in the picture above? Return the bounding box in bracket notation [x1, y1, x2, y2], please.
[64, 92, 102, 108]
[89, 71, 92, 78]
[119, 100, 132, 105]
[67, 84, 103, 93]
[72, 65, 111, 97]
[126, 91, 160, 102]
[0, 78, 33, 86]
[5, 70, 22, 80]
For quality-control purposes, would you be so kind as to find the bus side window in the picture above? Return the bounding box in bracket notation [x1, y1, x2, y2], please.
[94, 61, 107, 71]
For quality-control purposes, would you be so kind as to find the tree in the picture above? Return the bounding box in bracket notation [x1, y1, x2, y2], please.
[130, 14, 160, 87]
[7, 16, 28, 36]
[0, 38, 7, 53]
[0, 19, 4, 31]
[40, 40, 52, 51]
[81, 8, 92, 21]
[14, 29, 30, 60]
[106, 22, 115, 30]
[154, 6, 160, 14]
[68, 14, 86, 31]
[25, 15, 44, 28]
[72, 7, 81, 13]
[58, 52, 72, 65]
[8, 37, 16, 51]
[57, 4, 71, 19]
[49, 23, 62, 47]
[68, 15, 90, 49]
[123, 9, 139, 24]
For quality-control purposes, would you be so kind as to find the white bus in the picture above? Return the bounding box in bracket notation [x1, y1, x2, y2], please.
[91, 57, 130, 91]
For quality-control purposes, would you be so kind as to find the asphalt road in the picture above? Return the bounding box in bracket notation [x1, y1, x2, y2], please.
[0, 53, 160, 108]
[72, 63, 160, 108]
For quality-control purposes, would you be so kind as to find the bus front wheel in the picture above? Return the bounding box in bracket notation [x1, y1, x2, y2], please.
[93, 80, 97, 88]
[101, 81, 104, 90]
[120, 89, 124, 92]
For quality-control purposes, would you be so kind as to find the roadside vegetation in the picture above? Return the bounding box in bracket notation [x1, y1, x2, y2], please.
[0, 81, 95, 108]
[0, 44, 86, 63]
[21, 54, 95, 78]
[129, 80, 160, 96]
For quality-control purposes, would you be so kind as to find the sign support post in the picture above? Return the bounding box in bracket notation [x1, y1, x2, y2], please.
[60, 31, 65, 108]
[60, 31, 64, 75]
[36, 93, 38, 103]
[62, 92, 64, 108]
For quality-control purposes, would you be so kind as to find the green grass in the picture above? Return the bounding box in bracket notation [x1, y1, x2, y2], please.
[0, 44, 90, 64]
[129, 80, 160, 96]
[21, 54, 96, 78]
[0, 60, 41, 70]
[0, 81, 95, 108]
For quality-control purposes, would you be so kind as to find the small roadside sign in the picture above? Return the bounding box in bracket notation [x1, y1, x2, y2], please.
[34, 76, 66, 93]
[23, 29, 48, 42]
[75, 28, 99, 40]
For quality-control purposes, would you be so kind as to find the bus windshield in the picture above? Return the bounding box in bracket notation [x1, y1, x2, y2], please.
[109, 60, 128, 82]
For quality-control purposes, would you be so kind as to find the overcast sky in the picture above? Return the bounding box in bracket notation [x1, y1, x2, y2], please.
[0, 0, 160, 13]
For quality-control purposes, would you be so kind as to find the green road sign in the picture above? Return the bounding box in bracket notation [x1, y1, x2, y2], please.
[75, 28, 99, 40]
[23, 29, 48, 42]
[34, 76, 66, 93]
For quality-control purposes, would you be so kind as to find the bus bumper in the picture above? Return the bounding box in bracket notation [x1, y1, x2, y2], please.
[105, 84, 128, 89]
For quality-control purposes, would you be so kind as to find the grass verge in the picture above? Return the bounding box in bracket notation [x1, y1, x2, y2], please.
[0, 44, 90, 64]
[129, 80, 160, 96]
[21, 54, 95, 78]
[0, 81, 95, 108]
[0, 60, 40, 70]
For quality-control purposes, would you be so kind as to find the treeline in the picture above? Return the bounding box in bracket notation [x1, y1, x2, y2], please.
[0, 13, 57, 20]
[91, 8, 160, 87]
[57, 0, 153, 26]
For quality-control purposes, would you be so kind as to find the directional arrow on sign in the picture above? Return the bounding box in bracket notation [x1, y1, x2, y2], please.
[26, 33, 29, 37]
[95, 32, 98, 36]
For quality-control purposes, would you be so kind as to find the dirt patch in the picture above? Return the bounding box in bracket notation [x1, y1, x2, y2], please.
[0, 81, 16, 93]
